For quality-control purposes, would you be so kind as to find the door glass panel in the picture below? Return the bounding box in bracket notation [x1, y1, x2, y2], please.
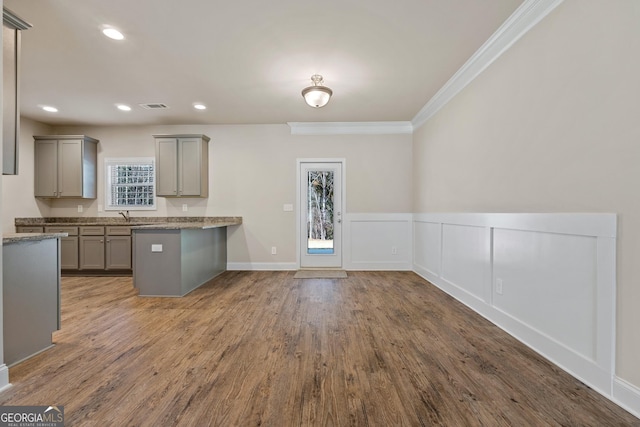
[307, 170, 334, 255]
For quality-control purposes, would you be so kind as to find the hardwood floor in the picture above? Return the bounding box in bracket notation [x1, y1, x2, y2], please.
[1, 271, 638, 426]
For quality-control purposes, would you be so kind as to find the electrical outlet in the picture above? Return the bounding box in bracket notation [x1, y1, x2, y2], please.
[496, 278, 503, 295]
[77, 205, 83, 213]
[391, 246, 398, 255]
[271, 246, 277, 255]
[182, 204, 188, 212]
[283, 204, 294, 212]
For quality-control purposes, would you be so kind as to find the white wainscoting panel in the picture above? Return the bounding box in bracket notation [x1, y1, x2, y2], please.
[441, 224, 490, 302]
[413, 221, 441, 277]
[413, 213, 620, 408]
[344, 214, 412, 270]
[493, 229, 598, 360]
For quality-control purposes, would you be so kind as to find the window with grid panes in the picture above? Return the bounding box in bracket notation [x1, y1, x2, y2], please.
[105, 158, 156, 210]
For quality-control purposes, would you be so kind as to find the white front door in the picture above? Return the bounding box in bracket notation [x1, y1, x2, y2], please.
[299, 161, 343, 268]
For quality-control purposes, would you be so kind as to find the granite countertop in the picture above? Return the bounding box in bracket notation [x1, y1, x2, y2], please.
[3, 232, 69, 245]
[15, 216, 243, 228]
[130, 219, 242, 230]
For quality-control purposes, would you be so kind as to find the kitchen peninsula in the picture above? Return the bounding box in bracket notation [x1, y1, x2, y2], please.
[3, 232, 65, 366]
[15, 216, 242, 296]
[132, 217, 241, 297]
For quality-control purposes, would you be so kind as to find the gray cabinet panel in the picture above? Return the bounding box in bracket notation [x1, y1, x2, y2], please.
[34, 140, 58, 197]
[79, 236, 105, 270]
[44, 226, 78, 269]
[17, 226, 44, 233]
[106, 236, 132, 270]
[60, 237, 79, 269]
[58, 139, 83, 197]
[156, 138, 178, 196]
[179, 138, 201, 196]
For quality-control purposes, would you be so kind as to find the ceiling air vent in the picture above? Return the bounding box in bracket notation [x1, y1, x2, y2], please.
[139, 103, 169, 110]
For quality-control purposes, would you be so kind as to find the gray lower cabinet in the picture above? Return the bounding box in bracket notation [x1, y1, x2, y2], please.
[106, 235, 132, 269]
[80, 226, 132, 270]
[43, 226, 79, 269]
[80, 236, 105, 270]
[79, 226, 105, 270]
[19, 224, 132, 272]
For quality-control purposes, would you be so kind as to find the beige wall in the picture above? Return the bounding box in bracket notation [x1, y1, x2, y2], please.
[412, 0, 640, 387]
[1, 117, 52, 232]
[8, 123, 412, 264]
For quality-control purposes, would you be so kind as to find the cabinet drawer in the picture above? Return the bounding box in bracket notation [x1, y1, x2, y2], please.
[80, 226, 104, 236]
[17, 226, 44, 233]
[44, 226, 78, 236]
[106, 226, 131, 236]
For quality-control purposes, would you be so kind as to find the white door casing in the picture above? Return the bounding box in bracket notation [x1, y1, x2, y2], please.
[297, 160, 344, 269]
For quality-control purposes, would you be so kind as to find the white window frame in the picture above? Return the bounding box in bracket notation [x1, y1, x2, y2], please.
[104, 157, 156, 211]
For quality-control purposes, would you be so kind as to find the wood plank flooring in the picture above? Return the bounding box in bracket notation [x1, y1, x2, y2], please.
[1, 271, 638, 426]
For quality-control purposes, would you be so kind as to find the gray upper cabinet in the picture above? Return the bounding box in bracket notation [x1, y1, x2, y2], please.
[34, 135, 99, 198]
[154, 134, 209, 197]
[2, 8, 31, 175]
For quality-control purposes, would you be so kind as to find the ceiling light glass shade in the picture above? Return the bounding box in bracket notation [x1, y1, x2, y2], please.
[102, 28, 124, 40]
[302, 74, 332, 108]
[42, 106, 58, 113]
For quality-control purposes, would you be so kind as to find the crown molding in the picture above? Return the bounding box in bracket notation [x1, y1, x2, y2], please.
[288, 121, 414, 136]
[3, 7, 32, 30]
[411, 0, 564, 130]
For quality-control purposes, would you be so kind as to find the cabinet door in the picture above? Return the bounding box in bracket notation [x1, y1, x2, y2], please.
[58, 139, 83, 197]
[60, 236, 79, 269]
[106, 236, 132, 270]
[34, 140, 58, 197]
[156, 138, 178, 196]
[79, 236, 105, 270]
[178, 138, 201, 196]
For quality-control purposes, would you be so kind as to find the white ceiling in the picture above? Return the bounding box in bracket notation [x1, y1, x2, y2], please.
[5, 0, 523, 126]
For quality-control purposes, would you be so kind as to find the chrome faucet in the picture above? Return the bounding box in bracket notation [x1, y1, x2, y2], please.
[118, 210, 130, 222]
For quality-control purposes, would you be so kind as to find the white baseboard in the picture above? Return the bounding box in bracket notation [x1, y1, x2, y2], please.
[0, 364, 9, 393]
[613, 377, 640, 419]
[227, 262, 297, 271]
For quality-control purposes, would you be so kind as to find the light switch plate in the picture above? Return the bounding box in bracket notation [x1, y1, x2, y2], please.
[182, 204, 188, 212]
[151, 244, 163, 253]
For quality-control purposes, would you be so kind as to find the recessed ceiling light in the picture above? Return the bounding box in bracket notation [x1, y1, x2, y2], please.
[116, 104, 132, 111]
[193, 103, 207, 110]
[41, 106, 58, 113]
[102, 27, 125, 40]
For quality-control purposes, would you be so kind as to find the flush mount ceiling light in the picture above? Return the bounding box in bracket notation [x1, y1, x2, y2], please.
[102, 27, 125, 40]
[193, 103, 207, 110]
[116, 104, 131, 111]
[41, 105, 58, 113]
[301, 74, 332, 108]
